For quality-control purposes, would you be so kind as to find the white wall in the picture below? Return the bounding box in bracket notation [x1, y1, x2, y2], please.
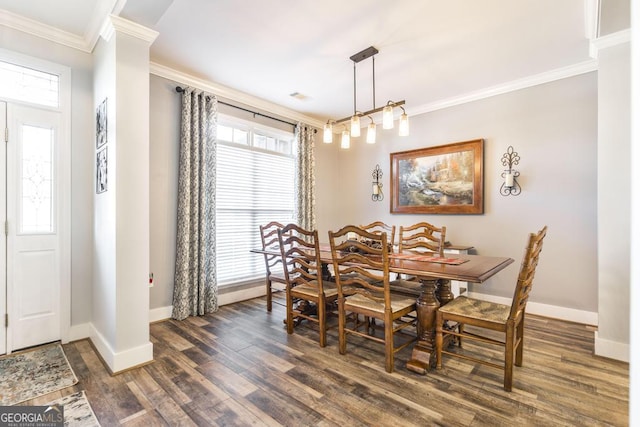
[596, 39, 631, 361]
[149, 76, 181, 310]
[628, 0, 638, 421]
[93, 33, 118, 350]
[113, 29, 152, 355]
[316, 73, 599, 322]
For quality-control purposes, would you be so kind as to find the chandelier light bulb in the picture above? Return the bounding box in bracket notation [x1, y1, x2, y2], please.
[366, 122, 376, 144]
[350, 115, 361, 137]
[341, 130, 350, 149]
[382, 104, 394, 129]
[399, 112, 409, 136]
[323, 122, 333, 143]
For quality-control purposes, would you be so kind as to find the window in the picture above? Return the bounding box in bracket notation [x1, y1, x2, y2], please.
[20, 124, 55, 233]
[0, 61, 59, 108]
[216, 116, 295, 286]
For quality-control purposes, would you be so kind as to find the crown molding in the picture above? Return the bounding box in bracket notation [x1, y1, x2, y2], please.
[584, 0, 600, 40]
[100, 15, 158, 44]
[150, 62, 325, 129]
[0, 9, 90, 52]
[409, 59, 598, 116]
[85, 0, 122, 51]
[590, 28, 631, 58]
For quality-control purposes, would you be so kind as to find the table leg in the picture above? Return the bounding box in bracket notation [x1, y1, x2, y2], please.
[406, 277, 440, 375]
[436, 279, 454, 306]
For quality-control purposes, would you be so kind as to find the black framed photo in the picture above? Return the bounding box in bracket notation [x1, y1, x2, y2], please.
[96, 97, 107, 148]
[96, 146, 107, 194]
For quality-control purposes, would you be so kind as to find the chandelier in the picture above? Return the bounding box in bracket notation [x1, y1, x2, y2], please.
[323, 46, 409, 148]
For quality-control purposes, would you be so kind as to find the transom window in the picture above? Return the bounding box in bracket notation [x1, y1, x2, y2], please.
[0, 61, 59, 108]
[216, 116, 295, 286]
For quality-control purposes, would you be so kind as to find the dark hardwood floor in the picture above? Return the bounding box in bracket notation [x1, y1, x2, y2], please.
[27, 294, 629, 426]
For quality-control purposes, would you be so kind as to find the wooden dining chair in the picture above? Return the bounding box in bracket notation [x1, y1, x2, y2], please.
[259, 221, 287, 312]
[360, 221, 396, 247]
[278, 223, 336, 347]
[391, 222, 447, 295]
[328, 225, 417, 373]
[435, 226, 548, 391]
[398, 222, 446, 256]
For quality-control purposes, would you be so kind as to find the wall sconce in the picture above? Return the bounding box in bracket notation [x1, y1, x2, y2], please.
[372, 164, 383, 201]
[500, 146, 521, 196]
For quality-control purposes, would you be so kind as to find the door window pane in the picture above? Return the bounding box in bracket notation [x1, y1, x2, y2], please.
[21, 125, 54, 233]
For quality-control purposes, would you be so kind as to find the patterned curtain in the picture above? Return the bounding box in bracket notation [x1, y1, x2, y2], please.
[295, 124, 316, 230]
[172, 87, 218, 320]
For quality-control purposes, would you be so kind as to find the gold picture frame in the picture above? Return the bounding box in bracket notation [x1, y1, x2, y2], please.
[390, 139, 484, 214]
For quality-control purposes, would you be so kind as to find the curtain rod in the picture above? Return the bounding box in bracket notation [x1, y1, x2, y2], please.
[175, 86, 315, 132]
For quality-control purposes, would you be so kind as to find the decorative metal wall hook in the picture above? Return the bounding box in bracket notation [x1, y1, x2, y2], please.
[500, 146, 522, 196]
[372, 164, 384, 201]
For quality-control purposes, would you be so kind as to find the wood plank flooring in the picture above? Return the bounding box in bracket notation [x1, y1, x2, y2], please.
[25, 294, 629, 426]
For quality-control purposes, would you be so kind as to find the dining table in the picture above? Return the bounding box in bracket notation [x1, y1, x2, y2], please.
[251, 244, 514, 374]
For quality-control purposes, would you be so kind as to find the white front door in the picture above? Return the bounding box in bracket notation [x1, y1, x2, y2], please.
[6, 103, 62, 351]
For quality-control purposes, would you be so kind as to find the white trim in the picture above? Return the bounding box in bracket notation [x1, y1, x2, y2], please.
[590, 29, 631, 58]
[58, 61, 72, 346]
[584, 0, 601, 40]
[149, 306, 173, 323]
[84, 0, 121, 51]
[0, 1, 123, 53]
[107, 15, 159, 43]
[150, 62, 325, 129]
[595, 331, 630, 362]
[148, 283, 267, 323]
[89, 323, 153, 374]
[99, 18, 115, 42]
[0, 9, 89, 52]
[466, 291, 598, 325]
[67, 322, 92, 342]
[218, 285, 266, 306]
[409, 60, 598, 116]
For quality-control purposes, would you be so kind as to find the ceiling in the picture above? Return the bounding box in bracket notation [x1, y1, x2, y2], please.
[0, 0, 596, 125]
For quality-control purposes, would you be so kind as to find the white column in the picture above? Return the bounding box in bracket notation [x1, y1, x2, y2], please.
[92, 15, 158, 373]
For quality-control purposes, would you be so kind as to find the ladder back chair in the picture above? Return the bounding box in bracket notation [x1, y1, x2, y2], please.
[391, 222, 447, 296]
[328, 225, 417, 373]
[398, 222, 446, 256]
[259, 221, 287, 312]
[278, 223, 335, 347]
[360, 221, 396, 247]
[435, 226, 548, 391]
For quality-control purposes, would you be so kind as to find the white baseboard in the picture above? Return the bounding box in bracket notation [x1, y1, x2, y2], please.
[594, 331, 629, 362]
[466, 291, 598, 325]
[66, 285, 265, 372]
[148, 286, 265, 324]
[89, 323, 153, 374]
[150, 306, 173, 322]
[218, 285, 265, 306]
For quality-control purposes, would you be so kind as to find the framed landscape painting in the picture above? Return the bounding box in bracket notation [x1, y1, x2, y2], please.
[390, 139, 484, 214]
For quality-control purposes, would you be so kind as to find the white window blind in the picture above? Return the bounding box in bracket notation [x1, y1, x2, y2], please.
[216, 119, 295, 286]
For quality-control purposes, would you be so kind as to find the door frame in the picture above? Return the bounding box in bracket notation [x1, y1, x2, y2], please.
[0, 48, 71, 352]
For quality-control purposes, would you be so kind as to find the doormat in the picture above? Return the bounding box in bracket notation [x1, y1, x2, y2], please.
[0, 343, 78, 405]
[45, 391, 101, 427]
